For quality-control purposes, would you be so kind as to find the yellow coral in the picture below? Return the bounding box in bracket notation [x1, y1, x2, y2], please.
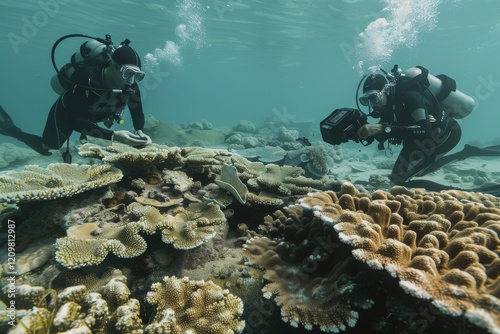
[79, 142, 179, 167]
[0, 163, 122, 203]
[243, 183, 500, 333]
[145, 276, 245, 334]
[161, 204, 226, 249]
[299, 187, 500, 333]
[55, 203, 225, 269]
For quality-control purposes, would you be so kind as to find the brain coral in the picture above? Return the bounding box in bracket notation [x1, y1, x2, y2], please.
[0, 163, 123, 203]
[145, 276, 245, 334]
[301, 188, 500, 333]
[244, 184, 500, 333]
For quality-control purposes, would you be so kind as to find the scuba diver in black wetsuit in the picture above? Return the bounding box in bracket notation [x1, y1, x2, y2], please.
[353, 65, 500, 194]
[0, 34, 152, 162]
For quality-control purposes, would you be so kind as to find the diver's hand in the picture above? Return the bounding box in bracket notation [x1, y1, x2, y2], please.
[135, 130, 152, 145]
[358, 124, 383, 139]
[113, 130, 149, 147]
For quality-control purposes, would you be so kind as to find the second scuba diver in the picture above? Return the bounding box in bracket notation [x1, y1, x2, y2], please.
[0, 34, 152, 162]
[354, 65, 500, 194]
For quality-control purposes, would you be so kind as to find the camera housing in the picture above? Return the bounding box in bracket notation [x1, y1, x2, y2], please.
[320, 108, 369, 145]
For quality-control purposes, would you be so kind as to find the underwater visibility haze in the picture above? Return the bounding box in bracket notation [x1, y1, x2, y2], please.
[2, 1, 500, 334]
[1, 0, 500, 144]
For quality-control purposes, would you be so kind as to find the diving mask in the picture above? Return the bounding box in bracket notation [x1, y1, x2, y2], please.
[120, 65, 145, 84]
[359, 89, 383, 107]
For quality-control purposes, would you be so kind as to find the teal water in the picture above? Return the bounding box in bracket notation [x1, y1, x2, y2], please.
[1, 0, 500, 144]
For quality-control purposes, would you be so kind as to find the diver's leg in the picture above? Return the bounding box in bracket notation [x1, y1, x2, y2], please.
[389, 142, 433, 185]
[399, 179, 461, 192]
[414, 119, 462, 176]
[0, 106, 52, 156]
[42, 98, 73, 150]
[418, 143, 500, 176]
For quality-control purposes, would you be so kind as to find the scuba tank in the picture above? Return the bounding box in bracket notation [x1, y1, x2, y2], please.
[401, 67, 475, 119]
[50, 34, 115, 94]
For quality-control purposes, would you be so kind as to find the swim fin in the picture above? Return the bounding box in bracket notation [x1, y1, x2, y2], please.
[459, 144, 500, 159]
[0, 105, 15, 133]
[420, 144, 500, 176]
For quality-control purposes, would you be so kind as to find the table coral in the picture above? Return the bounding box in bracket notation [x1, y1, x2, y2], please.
[144, 276, 245, 334]
[55, 202, 226, 269]
[78, 142, 180, 167]
[0, 163, 123, 203]
[160, 204, 226, 250]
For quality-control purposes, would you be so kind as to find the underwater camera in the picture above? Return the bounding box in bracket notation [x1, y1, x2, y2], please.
[320, 108, 370, 146]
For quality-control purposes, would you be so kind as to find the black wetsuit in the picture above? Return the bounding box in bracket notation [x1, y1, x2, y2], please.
[377, 85, 462, 190]
[43, 65, 145, 149]
[0, 64, 145, 155]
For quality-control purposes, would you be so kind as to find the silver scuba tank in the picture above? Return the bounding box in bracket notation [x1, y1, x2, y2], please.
[51, 39, 112, 94]
[402, 67, 475, 119]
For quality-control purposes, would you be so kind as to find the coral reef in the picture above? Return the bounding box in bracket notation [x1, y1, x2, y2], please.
[145, 276, 245, 334]
[215, 164, 248, 204]
[78, 142, 179, 167]
[244, 185, 500, 333]
[5, 279, 141, 334]
[0, 163, 122, 203]
[244, 236, 369, 332]
[4, 133, 500, 334]
[55, 202, 226, 269]
[232, 120, 259, 134]
[0, 142, 37, 170]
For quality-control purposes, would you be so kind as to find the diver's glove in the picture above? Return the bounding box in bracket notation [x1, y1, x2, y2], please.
[112, 130, 149, 147]
[357, 124, 383, 139]
[135, 130, 152, 145]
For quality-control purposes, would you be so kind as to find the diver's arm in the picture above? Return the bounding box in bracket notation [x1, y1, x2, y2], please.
[128, 84, 145, 132]
[358, 116, 431, 140]
[385, 115, 432, 140]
